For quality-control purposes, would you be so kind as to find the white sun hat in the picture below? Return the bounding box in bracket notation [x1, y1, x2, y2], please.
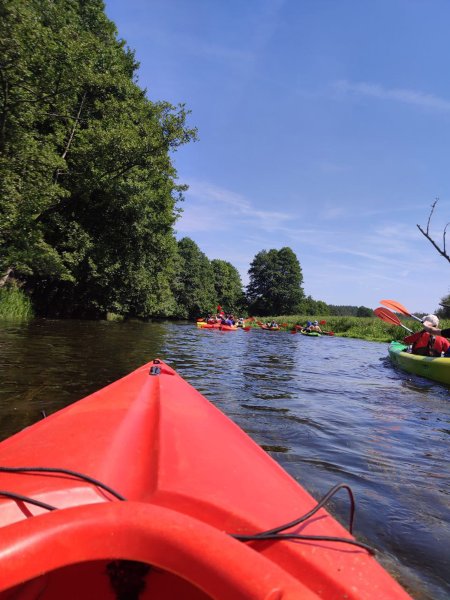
[422, 314, 439, 327]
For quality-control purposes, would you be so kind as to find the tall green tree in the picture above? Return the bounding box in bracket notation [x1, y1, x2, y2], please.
[0, 0, 196, 317]
[211, 259, 245, 314]
[246, 247, 304, 315]
[174, 238, 217, 318]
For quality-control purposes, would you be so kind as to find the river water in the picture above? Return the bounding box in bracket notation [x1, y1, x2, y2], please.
[0, 318, 449, 599]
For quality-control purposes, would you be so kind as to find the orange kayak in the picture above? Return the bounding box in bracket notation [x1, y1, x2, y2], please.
[0, 359, 411, 600]
[197, 322, 238, 331]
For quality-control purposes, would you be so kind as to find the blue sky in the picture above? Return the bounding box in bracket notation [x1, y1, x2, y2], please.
[104, 0, 449, 312]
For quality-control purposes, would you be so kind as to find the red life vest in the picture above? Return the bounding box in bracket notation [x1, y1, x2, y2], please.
[404, 331, 450, 356]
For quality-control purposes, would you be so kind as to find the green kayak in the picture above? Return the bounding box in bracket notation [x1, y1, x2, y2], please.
[388, 341, 450, 386]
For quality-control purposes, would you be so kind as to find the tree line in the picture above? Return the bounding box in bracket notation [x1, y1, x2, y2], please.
[0, 0, 379, 321]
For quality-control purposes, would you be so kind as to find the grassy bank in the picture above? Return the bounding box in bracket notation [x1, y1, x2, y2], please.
[251, 315, 450, 343]
[0, 287, 34, 320]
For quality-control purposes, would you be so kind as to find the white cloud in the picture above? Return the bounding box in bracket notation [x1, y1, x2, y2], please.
[176, 179, 294, 233]
[334, 80, 450, 112]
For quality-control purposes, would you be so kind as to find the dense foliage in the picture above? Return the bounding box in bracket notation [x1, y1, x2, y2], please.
[0, 0, 196, 317]
[246, 247, 304, 316]
[328, 305, 373, 317]
[174, 237, 216, 319]
[211, 259, 246, 314]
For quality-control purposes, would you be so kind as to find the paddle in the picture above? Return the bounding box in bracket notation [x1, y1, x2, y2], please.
[379, 300, 423, 323]
[374, 307, 413, 333]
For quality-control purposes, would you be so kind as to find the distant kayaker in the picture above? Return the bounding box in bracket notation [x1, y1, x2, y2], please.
[309, 320, 322, 332]
[403, 314, 450, 357]
[303, 320, 321, 332]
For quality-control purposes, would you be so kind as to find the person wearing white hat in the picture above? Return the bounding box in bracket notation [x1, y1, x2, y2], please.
[403, 315, 450, 356]
[422, 314, 450, 339]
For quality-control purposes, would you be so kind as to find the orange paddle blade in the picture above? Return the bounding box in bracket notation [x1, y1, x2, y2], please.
[380, 300, 423, 322]
[379, 299, 411, 316]
[374, 308, 413, 332]
[374, 307, 402, 325]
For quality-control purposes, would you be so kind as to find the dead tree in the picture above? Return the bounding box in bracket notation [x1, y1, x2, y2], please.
[417, 199, 449, 263]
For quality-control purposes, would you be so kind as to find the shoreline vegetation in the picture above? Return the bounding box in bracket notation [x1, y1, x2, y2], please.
[0, 286, 33, 320]
[244, 315, 449, 343]
[2, 287, 448, 344]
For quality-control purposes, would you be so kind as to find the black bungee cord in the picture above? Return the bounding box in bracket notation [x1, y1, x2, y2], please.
[230, 482, 375, 554]
[0, 470, 374, 554]
[0, 466, 126, 501]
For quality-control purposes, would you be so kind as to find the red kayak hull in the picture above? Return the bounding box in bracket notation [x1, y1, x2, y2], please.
[0, 360, 411, 599]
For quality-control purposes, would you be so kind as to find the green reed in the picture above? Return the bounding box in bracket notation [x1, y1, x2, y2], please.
[0, 287, 34, 320]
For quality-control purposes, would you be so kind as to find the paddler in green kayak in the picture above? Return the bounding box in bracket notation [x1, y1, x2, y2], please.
[421, 316, 450, 356]
[301, 320, 322, 333]
[403, 314, 450, 357]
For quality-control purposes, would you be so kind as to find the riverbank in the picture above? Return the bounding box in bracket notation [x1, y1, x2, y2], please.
[1, 286, 448, 344]
[249, 314, 450, 343]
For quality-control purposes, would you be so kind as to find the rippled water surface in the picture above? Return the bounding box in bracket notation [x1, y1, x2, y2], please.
[1, 319, 449, 599]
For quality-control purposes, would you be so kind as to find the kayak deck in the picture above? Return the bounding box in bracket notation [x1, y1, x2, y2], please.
[388, 341, 450, 385]
[0, 359, 411, 599]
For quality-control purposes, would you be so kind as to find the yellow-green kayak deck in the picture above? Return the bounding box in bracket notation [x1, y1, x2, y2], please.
[388, 341, 450, 386]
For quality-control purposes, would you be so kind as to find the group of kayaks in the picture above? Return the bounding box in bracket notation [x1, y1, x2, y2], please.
[197, 320, 335, 336]
[0, 358, 412, 599]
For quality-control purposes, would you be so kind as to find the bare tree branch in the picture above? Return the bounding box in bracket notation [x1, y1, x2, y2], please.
[53, 92, 87, 185]
[61, 91, 86, 161]
[417, 198, 450, 263]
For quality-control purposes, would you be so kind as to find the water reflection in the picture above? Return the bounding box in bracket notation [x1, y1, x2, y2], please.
[0, 319, 449, 599]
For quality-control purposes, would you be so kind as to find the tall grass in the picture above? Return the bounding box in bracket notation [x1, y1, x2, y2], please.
[0, 287, 34, 320]
[252, 314, 450, 343]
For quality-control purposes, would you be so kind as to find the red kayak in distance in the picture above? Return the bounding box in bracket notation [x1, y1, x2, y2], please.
[0, 359, 411, 600]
